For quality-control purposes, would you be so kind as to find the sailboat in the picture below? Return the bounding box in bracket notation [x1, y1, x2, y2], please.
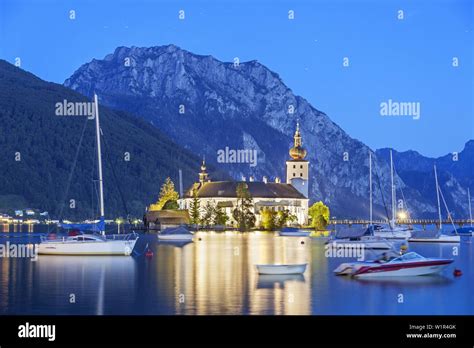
[38, 94, 139, 255]
[372, 150, 412, 240]
[451, 188, 473, 236]
[409, 165, 460, 243]
[327, 152, 394, 250]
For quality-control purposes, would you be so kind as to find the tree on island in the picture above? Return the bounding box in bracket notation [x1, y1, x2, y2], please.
[201, 201, 215, 226]
[261, 209, 276, 230]
[149, 177, 180, 211]
[308, 201, 330, 230]
[189, 188, 201, 224]
[276, 209, 296, 227]
[213, 206, 229, 226]
[232, 183, 255, 231]
[261, 208, 296, 230]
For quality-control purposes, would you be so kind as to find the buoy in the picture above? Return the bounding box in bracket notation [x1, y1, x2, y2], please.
[453, 269, 462, 277]
[145, 249, 153, 258]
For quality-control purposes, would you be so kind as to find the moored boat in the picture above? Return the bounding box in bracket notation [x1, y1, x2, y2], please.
[334, 252, 453, 278]
[408, 165, 460, 244]
[256, 263, 307, 275]
[372, 224, 413, 240]
[157, 225, 194, 241]
[278, 227, 311, 237]
[326, 226, 394, 250]
[408, 230, 460, 243]
[38, 231, 138, 255]
[38, 94, 138, 256]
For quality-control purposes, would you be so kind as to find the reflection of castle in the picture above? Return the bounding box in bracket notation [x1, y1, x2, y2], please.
[179, 123, 309, 226]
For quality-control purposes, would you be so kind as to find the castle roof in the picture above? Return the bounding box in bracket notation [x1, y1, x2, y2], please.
[184, 181, 307, 199]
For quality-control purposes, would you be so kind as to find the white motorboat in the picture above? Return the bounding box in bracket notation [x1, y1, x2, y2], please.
[334, 252, 453, 278]
[278, 227, 311, 237]
[158, 226, 194, 241]
[256, 263, 307, 275]
[38, 233, 138, 255]
[38, 94, 138, 256]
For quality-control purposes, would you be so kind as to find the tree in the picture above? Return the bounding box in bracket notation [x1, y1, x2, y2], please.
[201, 201, 215, 226]
[275, 209, 297, 228]
[308, 201, 330, 230]
[213, 206, 229, 226]
[232, 183, 255, 231]
[149, 177, 180, 211]
[189, 188, 201, 224]
[261, 209, 277, 230]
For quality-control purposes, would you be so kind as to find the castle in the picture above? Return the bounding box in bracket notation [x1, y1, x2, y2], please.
[178, 123, 310, 226]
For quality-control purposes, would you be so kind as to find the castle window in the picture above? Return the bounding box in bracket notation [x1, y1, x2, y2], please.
[293, 165, 296, 169]
[300, 165, 303, 169]
[300, 173, 303, 177]
[293, 173, 296, 177]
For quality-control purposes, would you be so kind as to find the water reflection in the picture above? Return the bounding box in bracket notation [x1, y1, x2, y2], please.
[0, 229, 472, 315]
[150, 232, 311, 315]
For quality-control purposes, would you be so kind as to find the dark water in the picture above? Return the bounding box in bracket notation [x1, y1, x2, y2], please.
[0, 226, 472, 315]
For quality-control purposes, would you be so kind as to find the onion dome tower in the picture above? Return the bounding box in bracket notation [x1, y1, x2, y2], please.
[199, 158, 209, 184]
[286, 121, 309, 198]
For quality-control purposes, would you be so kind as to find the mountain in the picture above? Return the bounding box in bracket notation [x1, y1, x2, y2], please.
[377, 143, 474, 219]
[0, 59, 224, 219]
[64, 44, 470, 219]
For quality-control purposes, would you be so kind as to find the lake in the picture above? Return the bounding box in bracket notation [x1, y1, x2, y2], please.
[0, 226, 472, 315]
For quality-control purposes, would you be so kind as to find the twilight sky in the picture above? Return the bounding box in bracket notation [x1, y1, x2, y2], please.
[1, 0, 472, 157]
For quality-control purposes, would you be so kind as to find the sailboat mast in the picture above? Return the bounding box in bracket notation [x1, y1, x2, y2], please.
[468, 188, 473, 227]
[434, 165, 442, 230]
[94, 94, 105, 226]
[369, 152, 372, 225]
[390, 150, 396, 225]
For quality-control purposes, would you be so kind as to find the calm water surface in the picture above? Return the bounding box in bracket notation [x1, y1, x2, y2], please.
[0, 226, 472, 315]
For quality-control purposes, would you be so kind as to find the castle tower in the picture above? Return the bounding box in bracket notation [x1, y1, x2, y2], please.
[199, 158, 209, 184]
[286, 122, 309, 197]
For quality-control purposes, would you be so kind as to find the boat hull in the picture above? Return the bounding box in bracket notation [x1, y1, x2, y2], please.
[354, 260, 453, 278]
[278, 231, 311, 237]
[409, 235, 460, 243]
[256, 263, 307, 275]
[38, 239, 137, 255]
[157, 234, 194, 241]
[373, 231, 411, 240]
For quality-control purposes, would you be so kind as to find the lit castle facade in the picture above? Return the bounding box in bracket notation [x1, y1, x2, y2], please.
[179, 123, 310, 226]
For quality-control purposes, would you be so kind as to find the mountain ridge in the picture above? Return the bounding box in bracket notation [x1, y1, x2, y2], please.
[0, 59, 226, 219]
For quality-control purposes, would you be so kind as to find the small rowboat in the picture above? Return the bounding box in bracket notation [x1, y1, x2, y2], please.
[256, 263, 307, 275]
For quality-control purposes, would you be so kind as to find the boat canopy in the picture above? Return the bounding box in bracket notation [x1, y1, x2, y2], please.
[280, 227, 300, 232]
[161, 226, 191, 235]
[59, 217, 105, 233]
[410, 230, 439, 239]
